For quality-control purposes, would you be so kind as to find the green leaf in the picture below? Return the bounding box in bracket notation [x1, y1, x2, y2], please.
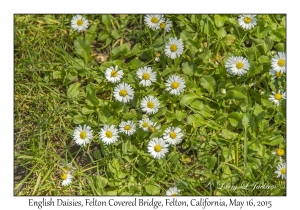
[111, 30, 120, 39]
[221, 129, 238, 139]
[67, 82, 81, 98]
[82, 106, 95, 115]
[98, 30, 110, 41]
[207, 157, 217, 171]
[102, 14, 111, 29]
[176, 110, 187, 121]
[258, 55, 270, 64]
[227, 86, 247, 99]
[223, 34, 236, 45]
[242, 114, 250, 128]
[214, 15, 225, 27]
[86, 92, 99, 106]
[53, 71, 62, 79]
[200, 75, 216, 93]
[85, 24, 98, 45]
[262, 135, 284, 146]
[73, 115, 86, 124]
[254, 26, 270, 38]
[74, 38, 91, 64]
[186, 114, 204, 127]
[180, 93, 200, 106]
[145, 185, 160, 195]
[93, 149, 101, 160]
[129, 59, 144, 70]
[182, 62, 196, 76]
[161, 68, 175, 76]
[274, 43, 286, 52]
[228, 112, 243, 128]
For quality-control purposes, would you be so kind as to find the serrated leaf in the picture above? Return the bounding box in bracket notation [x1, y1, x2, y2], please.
[145, 185, 160, 195]
[67, 82, 81, 98]
[74, 38, 91, 64]
[200, 75, 216, 93]
[221, 129, 238, 139]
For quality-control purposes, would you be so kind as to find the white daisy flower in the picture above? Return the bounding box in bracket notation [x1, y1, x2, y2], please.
[105, 65, 124, 83]
[269, 69, 284, 80]
[136, 66, 157, 86]
[275, 162, 286, 180]
[163, 126, 184, 145]
[61, 172, 73, 186]
[139, 118, 154, 131]
[119, 120, 136, 136]
[73, 124, 93, 146]
[71, 15, 89, 32]
[269, 90, 286, 106]
[141, 96, 160, 115]
[160, 19, 172, 32]
[99, 125, 119, 145]
[149, 122, 161, 133]
[113, 82, 135, 103]
[225, 56, 250, 76]
[166, 187, 180, 196]
[237, 14, 257, 30]
[147, 138, 169, 159]
[165, 75, 186, 95]
[154, 52, 161, 62]
[144, 14, 164, 30]
[164, 37, 184, 59]
[271, 52, 286, 73]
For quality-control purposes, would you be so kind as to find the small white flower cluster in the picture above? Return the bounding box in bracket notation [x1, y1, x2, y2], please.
[144, 14, 172, 32]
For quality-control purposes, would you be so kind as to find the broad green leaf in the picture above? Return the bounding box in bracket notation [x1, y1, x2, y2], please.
[93, 150, 101, 160]
[223, 34, 235, 45]
[145, 185, 160, 195]
[200, 75, 216, 93]
[129, 59, 144, 70]
[182, 62, 196, 76]
[207, 157, 217, 171]
[214, 15, 225, 27]
[228, 112, 243, 128]
[227, 86, 247, 99]
[98, 30, 110, 41]
[258, 55, 270, 64]
[85, 24, 98, 45]
[102, 14, 111, 29]
[82, 106, 95, 115]
[180, 93, 200, 106]
[254, 26, 270, 38]
[86, 92, 99, 106]
[67, 82, 81, 98]
[73, 115, 86, 124]
[187, 114, 204, 127]
[111, 30, 120, 39]
[262, 135, 284, 146]
[274, 43, 286, 52]
[221, 129, 238, 139]
[176, 110, 187, 121]
[242, 114, 250, 128]
[161, 68, 175, 76]
[53, 71, 62, 79]
[74, 38, 91, 64]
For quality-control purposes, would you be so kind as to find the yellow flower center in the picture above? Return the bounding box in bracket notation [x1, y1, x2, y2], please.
[80, 131, 86, 139]
[142, 122, 149, 128]
[160, 22, 166, 29]
[151, 17, 159, 23]
[147, 102, 154, 108]
[244, 17, 252, 23]
[142, 73, 150, 80]
[111, 70, 118, 77]
[170, 44, 177, 52]
[236, 62, 243, 69]
[124, 125, 131, 131]
[171, 193, 178, 196]
[275, 93, 282, 100]
[276, 71, 283, 77]
[171, 82, 179, 89]
[106, 131, 113, 138]
[277, 149, 284, 156]
[281, 168, 286, 174]
[154, 145, 162, 152]
[155, 52, 161, 57]
[77, 19, 83, 26]
[119, 90, 128, 97]
[61, 173, 67, 180]
[149, 126, 155, 133]
[170, 132, 177, 139]
[278, 59, 285, 67]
